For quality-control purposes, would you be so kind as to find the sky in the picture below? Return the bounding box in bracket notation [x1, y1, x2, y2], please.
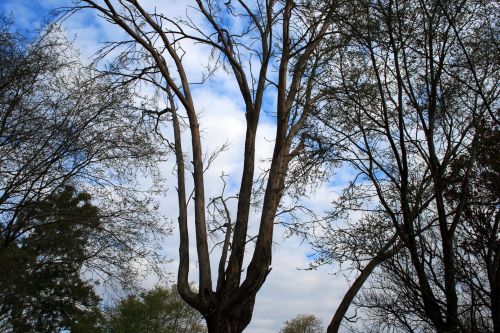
[0, 1, 353, 331]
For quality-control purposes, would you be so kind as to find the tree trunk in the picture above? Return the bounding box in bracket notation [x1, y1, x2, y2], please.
[327, 235, 400, 333]
[491, 270, 500, 333]
[205, 299, 254, 333]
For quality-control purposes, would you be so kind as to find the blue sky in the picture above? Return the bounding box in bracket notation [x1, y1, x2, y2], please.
[0, 1, 353, 331]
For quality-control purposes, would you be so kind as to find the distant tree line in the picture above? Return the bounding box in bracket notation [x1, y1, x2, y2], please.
[72, 286, 207, 333]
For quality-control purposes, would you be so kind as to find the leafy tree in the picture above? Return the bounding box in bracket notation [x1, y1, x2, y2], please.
[0, 186, 103, 332]
[106, 286, 207, 333]
[71, 308, 106, 333]
[279, 314, 323, 333]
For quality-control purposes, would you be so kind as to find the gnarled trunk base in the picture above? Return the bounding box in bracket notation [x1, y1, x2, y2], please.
[205, 297, 255, 333]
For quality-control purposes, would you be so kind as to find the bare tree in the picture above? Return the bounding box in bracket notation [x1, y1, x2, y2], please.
[303, 0, 499, 332]
[0, 17, 168, 286]
[63, 0, 341, 331]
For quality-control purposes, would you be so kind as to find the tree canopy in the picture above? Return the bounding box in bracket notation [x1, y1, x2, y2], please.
[302, 0, 499, 331]
[0, 0, 498, 332]
[0, 15, 170, 333]
[279, 314, 323, 333]
[0, 186, 102, 332]
[0, 15, 168, 285]
[106, 286, 207, 333]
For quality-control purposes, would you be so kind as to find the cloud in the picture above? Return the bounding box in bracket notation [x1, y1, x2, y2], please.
[247, 233, 349, 332]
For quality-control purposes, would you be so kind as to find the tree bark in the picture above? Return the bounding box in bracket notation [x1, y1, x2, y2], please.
[204, 296, 255, 333]
[74, 1, 336, 332]
[327, 235, 400, 333]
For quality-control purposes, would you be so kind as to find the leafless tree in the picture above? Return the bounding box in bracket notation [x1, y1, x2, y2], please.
[0, 18, 168, 287]
[304, 0, 499, 332]
[62, 0, 342, 331]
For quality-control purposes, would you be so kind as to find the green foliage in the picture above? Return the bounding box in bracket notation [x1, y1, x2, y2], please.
[107, 286, 207, 333]
[71, 308, 106, 333]
[280, 314, 323, 333]
[0, 186, 103, 332]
